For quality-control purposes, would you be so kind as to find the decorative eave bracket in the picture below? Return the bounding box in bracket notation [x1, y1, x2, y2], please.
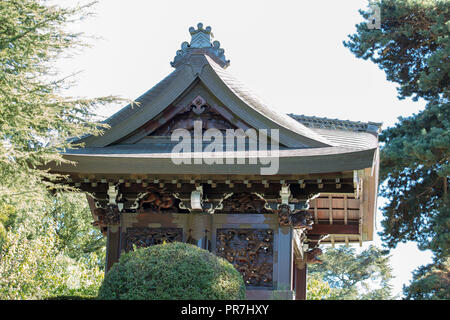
[276, 185, 315, 229]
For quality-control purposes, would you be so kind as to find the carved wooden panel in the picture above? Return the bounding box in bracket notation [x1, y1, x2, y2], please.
[217, 193, 270, 214]
[125, 227, 183, 251]
[138, 188, 180, 213]
[216, 229, 273, 287]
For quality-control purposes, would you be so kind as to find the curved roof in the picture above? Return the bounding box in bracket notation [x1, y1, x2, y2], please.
[56, 146, 376, 175]
[202, 55, 333, 147]
[57, 23, 380, 177]
[78, 54, 336, 149]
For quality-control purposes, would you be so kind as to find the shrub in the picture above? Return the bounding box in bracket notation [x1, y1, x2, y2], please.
[98, 242, 246, 300]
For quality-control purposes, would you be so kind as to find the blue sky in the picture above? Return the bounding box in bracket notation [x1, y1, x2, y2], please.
[57, 0, 433, 297]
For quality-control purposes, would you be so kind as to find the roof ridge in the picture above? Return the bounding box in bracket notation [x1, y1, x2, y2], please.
[289, 113, 382, 134]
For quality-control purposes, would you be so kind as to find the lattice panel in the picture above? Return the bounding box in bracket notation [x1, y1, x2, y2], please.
[125, 227, 183, 251]
[216, 229, 273, 287]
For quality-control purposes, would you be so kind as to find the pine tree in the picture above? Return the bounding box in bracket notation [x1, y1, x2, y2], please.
[344, 0, 449, 299]
[0, 0, 118, 203]
[308, 246, 394, 300]
[0, 0, 120, 299]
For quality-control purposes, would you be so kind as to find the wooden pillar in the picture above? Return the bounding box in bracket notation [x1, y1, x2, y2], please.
[187, 214, 211, 250]
[295, 264, 307, 300]
[105, 225, 121, 272]
[277, 226, 293, 293]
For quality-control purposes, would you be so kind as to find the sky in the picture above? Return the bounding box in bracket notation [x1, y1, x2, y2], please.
[57, 0, 433, 297]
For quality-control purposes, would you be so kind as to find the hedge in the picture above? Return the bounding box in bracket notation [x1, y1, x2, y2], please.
[97, 242, 246, 300]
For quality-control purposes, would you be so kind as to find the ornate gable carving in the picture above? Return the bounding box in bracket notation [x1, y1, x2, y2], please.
[151, 96, 237, 136]
[115, 89, 254, 145]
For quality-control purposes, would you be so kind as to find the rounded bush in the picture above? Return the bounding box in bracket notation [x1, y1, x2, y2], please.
[97, 242, 246, 300]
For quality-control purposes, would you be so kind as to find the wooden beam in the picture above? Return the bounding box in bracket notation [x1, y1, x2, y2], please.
[310, 224, 359, 235]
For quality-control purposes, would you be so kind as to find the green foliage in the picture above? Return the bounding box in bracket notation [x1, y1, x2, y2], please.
[47, 192, 105, 262]
[46, 295, 96, 300]
[309, 245, 394, 300]
[0, 222, 103, 300]
[98, 242, 246, 300]
[344, 0, 449, 102]
[403, 257, 450, 300]
[306, 274, 334, 300]
[0, 0, 120, 203]
[0, 191, 106, 299]
[0, 0, 114, 299]
[2, 190, 106, 262]
[0, 203, 16, 243]
[379, 102, 449, 259]
[345, 0, 449, 299]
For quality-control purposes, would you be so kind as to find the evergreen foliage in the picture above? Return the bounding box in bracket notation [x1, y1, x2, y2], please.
[344, 0, 449, 298]
[345, 0, 449, 102]
[98, 242, 246, 300]
[0, 0, 121, 204]
[403, 257, 450, 299]
[0, 221, 103, 299]
[309, 245, 394, 300]
[0, 0, 116, 299]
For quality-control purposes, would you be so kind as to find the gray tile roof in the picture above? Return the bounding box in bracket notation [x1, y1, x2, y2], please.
[307, 128, 378, 150]
[288, 114, 381, 150]
[289, 114, 382, 134]
[74, 24, 382, 152]
[59, 146, 376, 175]
[204, 55, 333, 147]
[104, 67, 183, 127]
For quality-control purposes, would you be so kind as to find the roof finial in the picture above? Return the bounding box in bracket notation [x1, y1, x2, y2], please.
[171, 23, 230, 69]
[188, 23, 213, 48]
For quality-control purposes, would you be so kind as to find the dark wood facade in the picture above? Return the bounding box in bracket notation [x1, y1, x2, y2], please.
[72, 170, 377, 299]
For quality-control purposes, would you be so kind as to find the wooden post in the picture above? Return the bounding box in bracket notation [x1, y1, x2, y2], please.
[187, 214, 211, 250]
[295, 264, 307, 300]
[277, 226, 292, 290]
[105, 225, 121, 272]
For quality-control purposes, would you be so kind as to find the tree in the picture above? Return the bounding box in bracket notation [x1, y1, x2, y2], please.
[344, 0, 449, 102]
[344, 0, 449, 298]
[0, 190, 106, 299]
[47, 192, 105, 262]
[379, 102, 449, 259]
[0, 0, 118, 204]
[308, 245, 394, 300]
[0, 221, 103, 299]
[0, 0, 119, 299]
[306, 275, 334, 300]
[403, 257, 450, 300]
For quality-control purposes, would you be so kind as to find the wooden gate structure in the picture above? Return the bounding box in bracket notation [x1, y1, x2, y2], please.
[47, 24, 381, 300]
